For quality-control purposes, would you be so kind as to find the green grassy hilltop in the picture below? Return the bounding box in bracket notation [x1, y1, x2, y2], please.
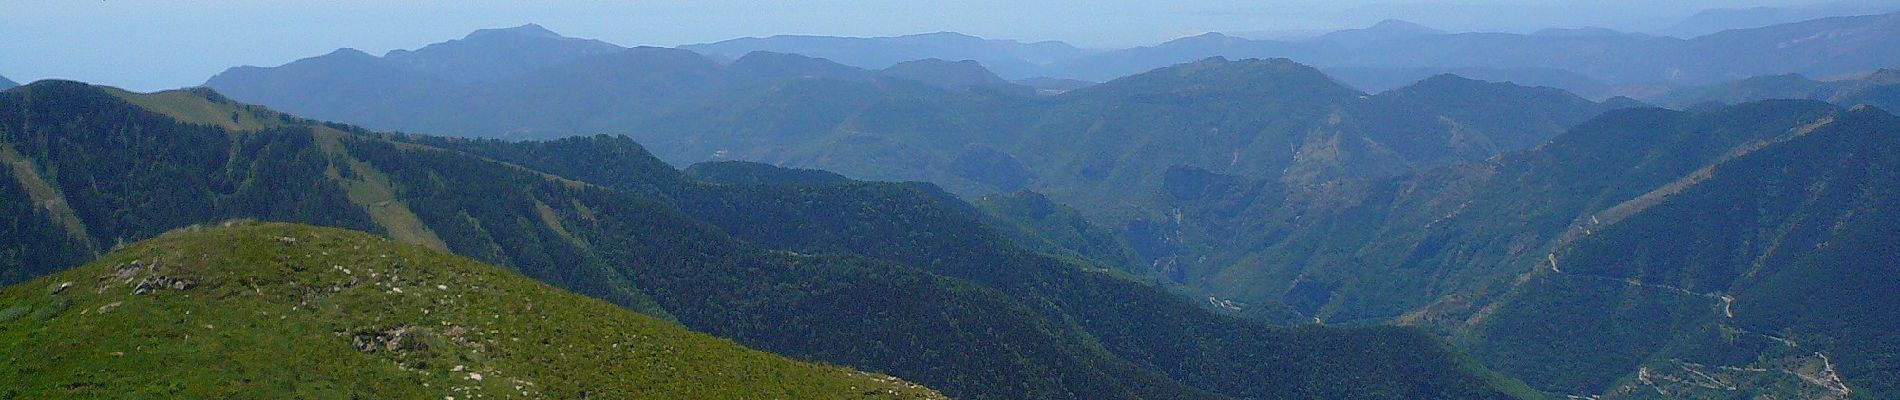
[0, 222, 943, 400]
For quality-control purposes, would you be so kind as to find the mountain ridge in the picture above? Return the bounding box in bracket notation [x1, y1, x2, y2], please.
[682, 31, 1094, 80]
[1658, 68, 1900, 113]
[1052, 12, 1900, 96]
[0, 79, 1537, 400]
[1130, 99, 1900, 397]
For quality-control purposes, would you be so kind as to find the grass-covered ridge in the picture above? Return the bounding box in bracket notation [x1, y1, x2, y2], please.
[0, 222, 943, 399]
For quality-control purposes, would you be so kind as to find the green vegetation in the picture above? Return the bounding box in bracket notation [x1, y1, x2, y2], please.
[37, 38, 1900, 399]
[208, 44, 1625, 209]
[183, 24, 1900, 399]
[974, 190, 1145, 274]
[0, 222, 943, 399]
[0, 80, 1542, 399]
[1658, 68, 1900, 113]
[1549, 105, 1900, 398]
[1132, 99, 1900, 397]
[103, 86, 287, 132]
[683, 160, 853, 186]
[451, 136, 1536, 399]
[38, 62, 1900, 399]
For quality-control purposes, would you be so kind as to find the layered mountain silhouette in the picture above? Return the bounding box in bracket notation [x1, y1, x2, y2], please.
[0, 80, 1536, 399]
[1664, 0, 1900, 37]
[1659, 68, 1900, 112]
[207, 36, 1631, 212]
[682, 31, 1094, 80]
[1057, 12, 1900, 93]
[878, 58, 1030, 94]
[669, 12, 1900, 98]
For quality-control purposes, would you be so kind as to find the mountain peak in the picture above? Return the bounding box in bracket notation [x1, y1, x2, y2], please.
[1532, 26, 1631, 37]
[896, 31, 985, 42]
[323, 47, 376, 59]
[1368, 19, 1442, 34]
[1387, 73, 1584, 104]
[465, 23, 563, 40]
[879, 58, 1015, 91]
[1416, 73, 1481, 85]
[1844, 103, 1900, 123]
[1314, 20, 1445, 44]
[1084, 56, 1360, 102]
[1178, 32, 1235, 42]
[1865, 68, 1900, 85]
[729, 51, 868, 81]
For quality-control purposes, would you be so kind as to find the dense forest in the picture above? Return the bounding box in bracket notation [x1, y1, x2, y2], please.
[1139, 99, 1900, 397]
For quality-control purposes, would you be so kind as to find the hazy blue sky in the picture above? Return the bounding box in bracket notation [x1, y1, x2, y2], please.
[0, 0, 1836, 91]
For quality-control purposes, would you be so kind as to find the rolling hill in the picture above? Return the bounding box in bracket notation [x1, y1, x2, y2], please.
[0, 222, 944, 399]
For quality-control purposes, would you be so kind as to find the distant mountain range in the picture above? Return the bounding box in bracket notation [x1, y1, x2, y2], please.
[667, 12, 1900, 98]
[204, 27, 1042, 139]
[1663, 0, 1900, 37]
[1658, 68, 1900, 112]
[682, 32, 1094, 81]
[1054, 12, 1900, 95]
[205, 27, 1633, 207]
[0, 75, 15, 89]
[208, 11, 1900, 122]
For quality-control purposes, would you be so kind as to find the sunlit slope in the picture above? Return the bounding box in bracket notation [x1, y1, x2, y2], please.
[0, 222, 943, 399]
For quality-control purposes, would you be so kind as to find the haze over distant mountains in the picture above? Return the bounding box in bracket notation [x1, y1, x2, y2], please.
[667, 12, 1900, 98]
[683, 32, 1094, 81]
[203, 26, 1635, 204]
[0, 75, 15, 90]
[200, 9, 1900, 113]
[1664, 0, 1900, 37]
[1658, 67, 1900, 111]
[1052, 12, 1900, 94]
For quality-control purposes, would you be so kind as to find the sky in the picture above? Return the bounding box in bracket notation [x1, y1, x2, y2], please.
[0, 0, 1840, 91]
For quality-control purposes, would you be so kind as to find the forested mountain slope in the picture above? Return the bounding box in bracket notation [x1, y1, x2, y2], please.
[1137, 99, 1900, 398]
[420, 133, 1540, 400]
[0, 81, 1535, 399]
